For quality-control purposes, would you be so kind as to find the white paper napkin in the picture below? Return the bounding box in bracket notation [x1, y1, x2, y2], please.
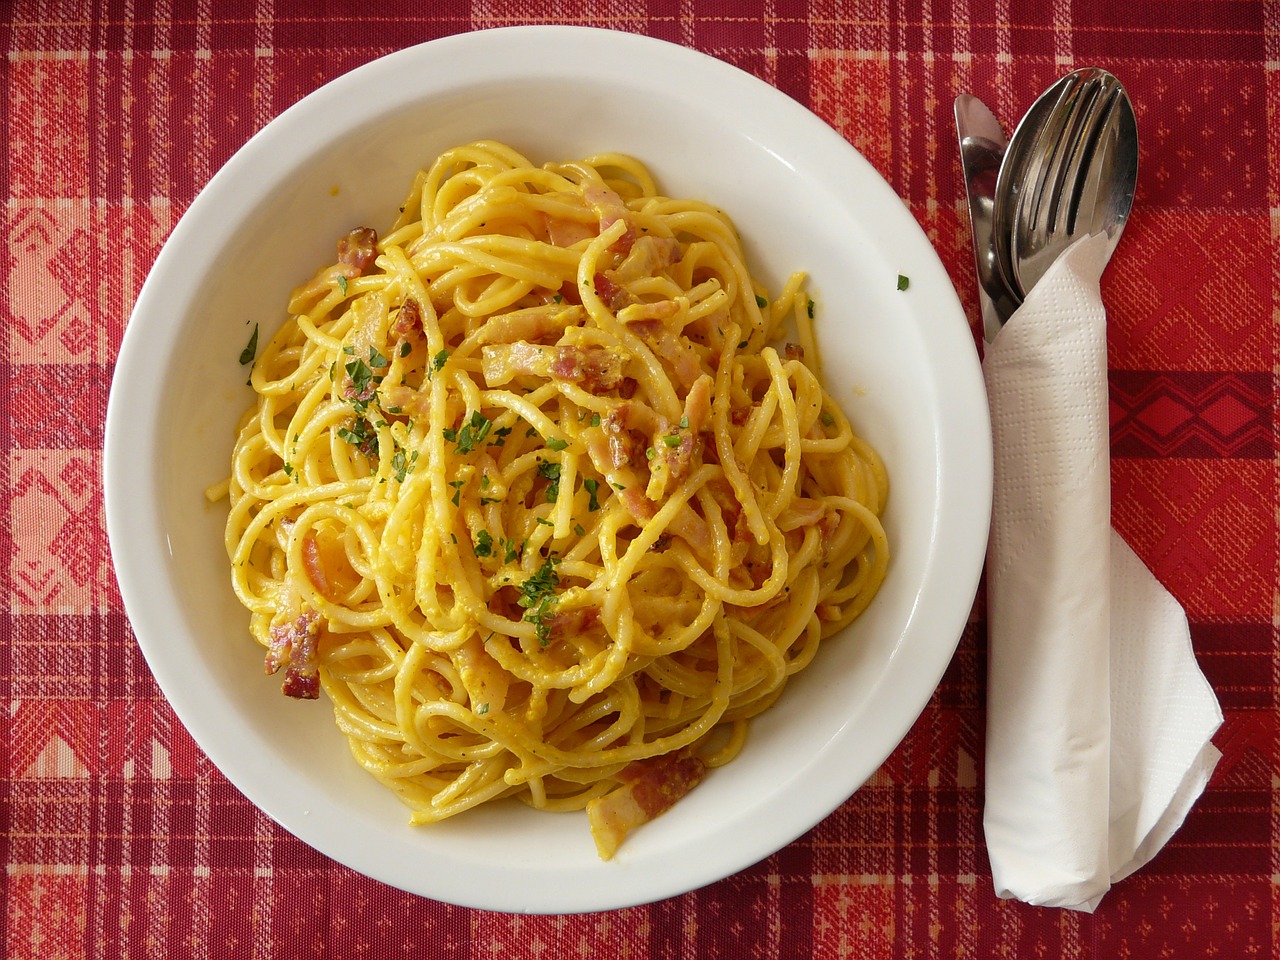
[981, 233, 1223, 912]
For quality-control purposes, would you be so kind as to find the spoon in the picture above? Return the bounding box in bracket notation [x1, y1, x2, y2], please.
[994, 68, 1139, 299]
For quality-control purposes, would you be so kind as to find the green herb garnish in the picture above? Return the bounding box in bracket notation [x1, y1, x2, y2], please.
[537, 460, 562, 503]
[239, 324, 259, 365]
[518, 554, 562, 644]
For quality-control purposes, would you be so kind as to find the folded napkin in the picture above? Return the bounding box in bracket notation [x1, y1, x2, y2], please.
[981, 233, 1224, 912]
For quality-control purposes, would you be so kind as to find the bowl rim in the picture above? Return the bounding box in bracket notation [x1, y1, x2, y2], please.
[104, 24, 992, 913]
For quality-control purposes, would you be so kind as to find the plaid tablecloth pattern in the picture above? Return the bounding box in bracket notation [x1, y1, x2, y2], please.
[3, 1, 1276, 956]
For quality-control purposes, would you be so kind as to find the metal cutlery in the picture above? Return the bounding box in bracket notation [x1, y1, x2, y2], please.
[956, 68, 1139, 336]
[1003, 68, 1138, 298]
[954, 94, 1023, 341]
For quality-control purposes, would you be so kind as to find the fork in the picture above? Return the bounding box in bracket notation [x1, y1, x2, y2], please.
[1007, 69, 1139, 297]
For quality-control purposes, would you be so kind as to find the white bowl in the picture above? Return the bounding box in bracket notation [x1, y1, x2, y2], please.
[104, 25, 991, 914]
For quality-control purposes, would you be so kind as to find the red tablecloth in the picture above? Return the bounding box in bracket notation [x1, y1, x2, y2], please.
[4, 2, 1274, 956]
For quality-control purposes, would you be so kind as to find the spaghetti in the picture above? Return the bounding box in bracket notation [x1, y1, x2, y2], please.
[220, 141, 889, 858]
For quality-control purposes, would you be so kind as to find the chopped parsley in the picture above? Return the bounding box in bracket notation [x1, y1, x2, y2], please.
[536, 460, 562, 503]
[546, 437, 568, 451]
[447, 411, 493, 454]
[755, 294, 768, 309]
[807, 298, 816, 318]
[345, 357, 376, 398]
[391, 448, 419, 482]
[500, 537, 522, 563]
[337, 419, 378, 456]
[488, 425, 512, 448]
[517, 554, 561, 645]
[896, 274, 910, 291]
[662, 434, 681, 447]
[474, 529, 493, 557]
[590, 413, 601, 428]
[336, 275, 348, 296]
[239, 324, 259, 365]
[429, 348, 449, 379]
[399, 340, 413, 358]
[448, 478, 465, 505]
[583, 477, 600, 512]
[820, 411, 836, 427]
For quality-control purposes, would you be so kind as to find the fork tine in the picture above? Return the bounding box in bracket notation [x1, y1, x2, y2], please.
[1061, 86, 1122, 236]
[1045, 80, 1111, 231]
[1013, 73, 1103, 271]
[1017, 74, 1090, 237]
[1054, 82, 1116, 236]
[1033, 75, 1110, 238]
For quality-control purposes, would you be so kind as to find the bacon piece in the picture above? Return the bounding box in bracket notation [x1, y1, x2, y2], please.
[456, 634, 509, 717]
[656, 374, 712, 484]
[584, 183, 636, 254]
[583, 427, 630, 475]
[265, 610, 321, 700]
[301, 532, 332, 599]
[543, 214, 596, 248]
[546, 604, 602, 641]
[390, 297, 422, 341]
[300, 527, 359, 601]
[479, 304, 584, 345]
[604, 401, 661, 436]
[784, 342, 805, 361]
[601, 402, 660, 470]
[611, 235, 683, 283]
[775, 497, 827, 532]
[481, 342, 627, 393]
[287, 227, 380, 315]
[342, 379, 376, 404]
[592, 271, 629, 311]
[337, 227, 379, 275]
[586, 750, 707, 859]
[379, 383, 431, 420]
[550, 344, 627, 393]
[618, 486, 712, 557]
[625, 314, 704, 392]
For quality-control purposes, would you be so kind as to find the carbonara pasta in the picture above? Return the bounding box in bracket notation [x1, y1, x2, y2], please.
[220, 141, 889, 858]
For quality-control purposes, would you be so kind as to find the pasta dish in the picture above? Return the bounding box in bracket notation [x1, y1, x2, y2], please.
[218, 141, 889, 858]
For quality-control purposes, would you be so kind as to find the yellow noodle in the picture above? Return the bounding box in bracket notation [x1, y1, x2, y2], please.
[221, 140, 889, 857]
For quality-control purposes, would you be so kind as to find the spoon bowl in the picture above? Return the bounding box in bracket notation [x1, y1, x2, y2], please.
[995, 68, 1138, 299]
